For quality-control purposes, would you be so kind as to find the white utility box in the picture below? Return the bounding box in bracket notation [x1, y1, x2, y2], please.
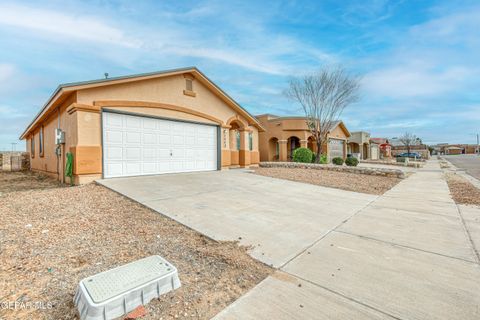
[74, 255, 181, 320]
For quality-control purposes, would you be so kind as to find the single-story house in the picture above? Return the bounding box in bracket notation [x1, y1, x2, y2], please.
[348, 131, 370, 160]
[370, 138, 392, 158]
[256, 114, 351, 162]
[444, 146, 463, 155]
[20, 67, 264, 184]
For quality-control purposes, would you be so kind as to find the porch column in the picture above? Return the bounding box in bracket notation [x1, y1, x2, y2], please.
[239, 129, 251, 167]
[367, 143, 371, 159]
[221, 126, 231, 168]
[300, 140, 308, 148]
[278, 140, 288, 161]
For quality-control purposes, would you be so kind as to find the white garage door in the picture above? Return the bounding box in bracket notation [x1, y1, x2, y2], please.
[102, 112, 218, 178]
[328, 139, 345, 160]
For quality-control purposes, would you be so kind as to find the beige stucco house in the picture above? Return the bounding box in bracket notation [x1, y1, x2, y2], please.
[20, 67, 264, 184]
[256, 114, 350, 162]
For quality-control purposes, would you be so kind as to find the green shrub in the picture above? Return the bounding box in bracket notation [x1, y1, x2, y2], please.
[319, 154, 328, 164]
[293, 147, 313, 163]
[332, 157, 344, 165]
[345, 157, 359, 166]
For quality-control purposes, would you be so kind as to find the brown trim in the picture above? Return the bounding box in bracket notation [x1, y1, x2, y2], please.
[67, 103, 101, 114]
[93, 100, 225, 126]
[183, 89, 196, 97]
[226, 115, 247, 129]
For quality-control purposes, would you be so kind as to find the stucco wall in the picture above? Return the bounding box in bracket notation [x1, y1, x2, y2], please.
[27, 95, 77, 181]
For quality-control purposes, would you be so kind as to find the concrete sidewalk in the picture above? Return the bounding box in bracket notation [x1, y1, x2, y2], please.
[215, 160, 480, 320]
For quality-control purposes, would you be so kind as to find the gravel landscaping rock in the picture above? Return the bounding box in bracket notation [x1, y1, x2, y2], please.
[0, 172, 272, 320]
[254, 167, 401, 195]
[446, 173, 480, 206]
[260, 161, 405, 179]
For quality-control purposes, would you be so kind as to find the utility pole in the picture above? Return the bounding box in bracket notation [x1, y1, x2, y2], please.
[477, 133, 479, 155]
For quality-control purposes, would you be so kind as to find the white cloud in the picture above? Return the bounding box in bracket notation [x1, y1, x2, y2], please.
[0, 3, 140, 48]
[363, 64, 472, 98]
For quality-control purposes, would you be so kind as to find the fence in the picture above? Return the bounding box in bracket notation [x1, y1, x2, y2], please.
[0, 152, 30, 171]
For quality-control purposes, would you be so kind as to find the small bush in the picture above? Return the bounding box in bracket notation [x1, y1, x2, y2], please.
[293, 147, 313, 163]
[345, 157, 359, 166]
[332, 157, 344, 165]
[319, 154, 328, 164]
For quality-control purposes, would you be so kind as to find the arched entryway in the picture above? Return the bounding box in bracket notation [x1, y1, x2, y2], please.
[287, 136, 300, 160]
[268, 137, 279, 161]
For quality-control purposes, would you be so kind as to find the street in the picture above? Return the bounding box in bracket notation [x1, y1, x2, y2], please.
[444, 154, 480, 180]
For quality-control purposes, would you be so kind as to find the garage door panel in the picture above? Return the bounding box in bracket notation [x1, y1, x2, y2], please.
[143, 162, 157, 173]
[102, 112, 217, 178]
[105, 130, 123, 144]
[106, 163, 123, 177]
[106, 146, 123, 160]
[126, 116, 141, 128]
[143, 133, 156, 144]
[106, 113, 123, 127]
[158, 134, 170, 145]
[125, 163, 142, 175]
[125, 132, 141, 144]
[125, 147, 141, 160]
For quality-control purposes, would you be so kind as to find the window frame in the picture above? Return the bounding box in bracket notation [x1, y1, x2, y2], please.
[39, 126, 44, 157]
[31, 135, 35, 158]
[248, 132, 253, 151]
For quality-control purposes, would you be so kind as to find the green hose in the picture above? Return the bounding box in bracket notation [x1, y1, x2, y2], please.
[65, 152, 73, 185]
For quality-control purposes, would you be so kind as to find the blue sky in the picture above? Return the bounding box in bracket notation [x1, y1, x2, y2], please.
[1, 0, 479, 150]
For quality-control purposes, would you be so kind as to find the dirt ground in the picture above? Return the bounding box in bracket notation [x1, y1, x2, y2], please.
[0, 171, 63, 193]
[254, 167, 401, 195]
[0, 171, 272, 320]
[446, 173, 480, 206]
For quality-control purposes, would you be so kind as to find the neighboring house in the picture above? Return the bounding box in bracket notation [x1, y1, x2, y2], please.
[370, 138, 392, 158]
[444, 146, 463, 155]
[256, 114, 351, 162]
[437, 144, 479, 155]
[20, 67, 264, 184]
[347, 131, 371, 160]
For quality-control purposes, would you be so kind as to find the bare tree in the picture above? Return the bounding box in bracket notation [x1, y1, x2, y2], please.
[399, 132, 418, 154]
[285, 65, 360, 163]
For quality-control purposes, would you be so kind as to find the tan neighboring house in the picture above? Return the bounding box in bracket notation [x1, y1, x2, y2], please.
[20, 67, 264, 184]
[347, 131, 371, 160]
[256, 114, 351, 162]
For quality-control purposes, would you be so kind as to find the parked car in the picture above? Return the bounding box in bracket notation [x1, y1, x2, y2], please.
[396, 152, 422, 159]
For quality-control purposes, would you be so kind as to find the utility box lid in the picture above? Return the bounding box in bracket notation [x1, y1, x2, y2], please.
[74, 255, 181, 320]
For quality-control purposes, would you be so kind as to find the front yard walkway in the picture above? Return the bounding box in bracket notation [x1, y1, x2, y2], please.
[215, 160, 480, 320]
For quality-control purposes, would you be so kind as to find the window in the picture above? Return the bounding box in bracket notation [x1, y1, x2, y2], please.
[186, 78, 193, 91]
[236, 130, 240, 150]
[31, 135, 35, 158]
[39, 126, 44, 157]
[248, 132, 253, 151]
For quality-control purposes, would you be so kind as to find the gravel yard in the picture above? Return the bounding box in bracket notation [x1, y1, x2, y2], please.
[446, 173, 480, 206]
[254, 167, 401, 195]
[0, 171, 272, 320]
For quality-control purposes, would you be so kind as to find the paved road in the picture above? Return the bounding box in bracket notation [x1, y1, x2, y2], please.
[444, 154, 480, 179]
[99, 162, 480, 319]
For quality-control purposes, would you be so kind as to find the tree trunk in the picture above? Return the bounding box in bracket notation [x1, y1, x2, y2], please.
[315, 139, 322, 163]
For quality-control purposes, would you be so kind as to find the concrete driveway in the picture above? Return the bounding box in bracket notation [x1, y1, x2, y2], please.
[98, 169, 376, 267]
[98, 162, 480, 319]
